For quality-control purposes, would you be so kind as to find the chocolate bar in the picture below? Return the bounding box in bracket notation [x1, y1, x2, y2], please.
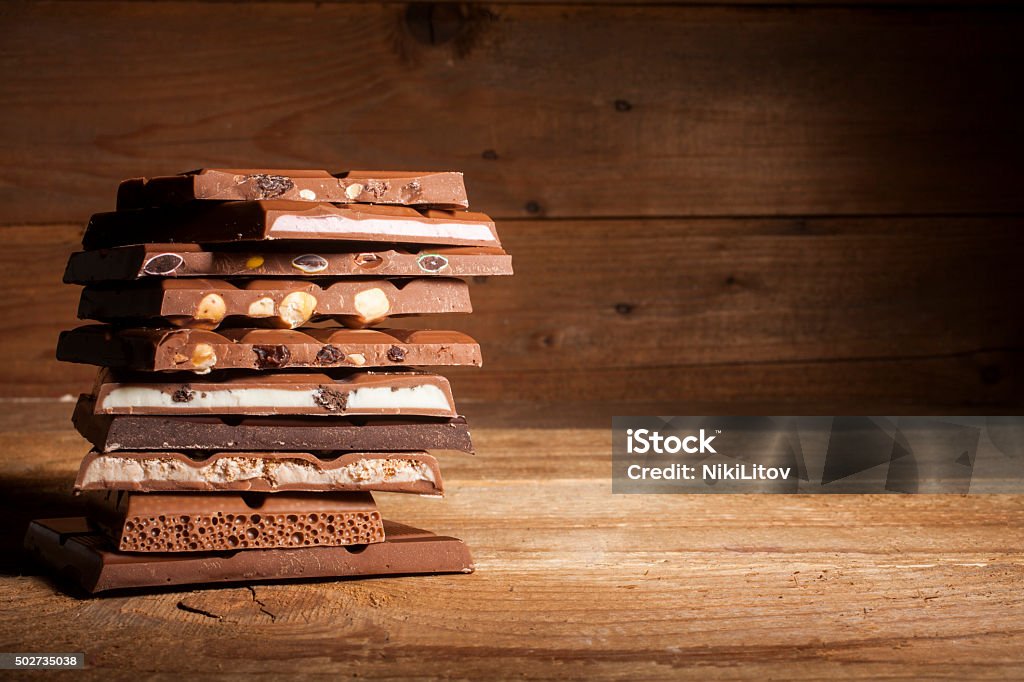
[91, 370, 458, 417]
[76, 451, 444, 495]
[88, 491, 384, 552]
[58, 326, 482, 372]
[83, 202, 500, 249]
[72, 396, 474, 453]
[77, 278, 471, 329]
[25, 517, 474, 594]
[117, 169, 469, 209]
[64, 244, 512, 282]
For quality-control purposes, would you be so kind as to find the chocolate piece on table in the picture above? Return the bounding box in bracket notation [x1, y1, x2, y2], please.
[72, 395, 474, 454]
[63, 244, 513, 282]
[25, 517, 474, 594]
[117, 169, 469, 209]
[77, 278, 471, 329]
[83, 202, 500, 249]
[58, 326, 482, 372]
[91, 369, 458, 418]
[75, 451, 445, 496]
[88, 490, 385, 553]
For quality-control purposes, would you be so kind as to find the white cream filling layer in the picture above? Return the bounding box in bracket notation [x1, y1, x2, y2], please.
[81, 456, 436, 487]
[347, 384, 450, 410]
[274, 215, 496, 243]
[100, 384, 451, 412]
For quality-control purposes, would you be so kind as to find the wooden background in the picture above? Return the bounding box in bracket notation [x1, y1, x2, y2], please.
[0, 1, 1021, 410]
[1, 3, 1024, 679]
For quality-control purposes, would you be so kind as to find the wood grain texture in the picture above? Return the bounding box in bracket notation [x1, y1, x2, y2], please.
[1, 3, 1023, 222]
[1, 402, 1022, 679]
[3, 216, 1020, 407]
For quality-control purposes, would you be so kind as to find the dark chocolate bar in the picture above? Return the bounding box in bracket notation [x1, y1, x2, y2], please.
[72, 395, 474, 453]
[91, 370, 458, 418]
[75, 451, 444, 496]
[64, 243, 512, 282]
[25, 517, 474, 594]
[83, 202, 500, 249]
[117, 169, 469, 209]
[88, 490, 385, 552]
[58, 326, 482, 372]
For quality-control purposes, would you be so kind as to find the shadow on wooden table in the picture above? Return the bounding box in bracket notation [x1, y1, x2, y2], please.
[0, 474, 85, 577]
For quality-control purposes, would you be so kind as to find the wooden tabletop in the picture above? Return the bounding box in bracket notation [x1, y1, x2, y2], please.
[1, 400, 1022, 679]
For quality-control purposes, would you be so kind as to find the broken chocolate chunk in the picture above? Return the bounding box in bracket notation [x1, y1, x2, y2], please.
[313, 387, 348, 412]
[365, 179, 389, 199]
[171, 385, 195, 403]
[249, 174, 294, 199]
[315, 345, 343, 365]
[386, 345, 407, 363]
[252, 344, 291, 369]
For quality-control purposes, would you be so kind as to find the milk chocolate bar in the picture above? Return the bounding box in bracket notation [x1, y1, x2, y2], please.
[59, 326, 481, 373]
[118, 169, 469, 209]
[92, 370, 458, 417]
[72, 396, 474, 453]
[76, 451, 444, 496]
[64, 244, 512, 282]
[25, 517, 474, 594]
[78, 278, 471, 329]
[88, 491, 384, 552]
[83, 202, 500, 249]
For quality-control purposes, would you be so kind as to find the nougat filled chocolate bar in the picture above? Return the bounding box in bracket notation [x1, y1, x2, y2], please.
[76, 451, 444, 496]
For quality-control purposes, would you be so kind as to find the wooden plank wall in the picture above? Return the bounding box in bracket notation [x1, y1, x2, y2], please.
[0, 2, 1021, 409]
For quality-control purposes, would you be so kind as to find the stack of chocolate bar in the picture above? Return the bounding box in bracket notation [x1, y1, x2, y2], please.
[25, 169, 512, 593]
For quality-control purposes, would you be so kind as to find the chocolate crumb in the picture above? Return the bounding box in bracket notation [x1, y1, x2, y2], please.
[386, 345, 407, 362]
[314, 387, 348, 412]
[249, 174, 294, 199]
[315, 345, 343, 365]
[172, 385, 195, 403]
[365, 179, 389, 199]
[402, 180, 422, 197]
[252, 345, 291, 369]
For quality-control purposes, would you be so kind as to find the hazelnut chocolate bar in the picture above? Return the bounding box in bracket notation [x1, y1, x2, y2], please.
[75, 451, 445, 496]
[72, 395, 474, 453]
[25, 517, 474, 594]
[58, 326, 482, 372]
[117, 169, 469, 209]
[64, 243, 512, 282]
[83, 201, 500, 250]
[87, 490, 385, 552]
[77, 278, 471, 329]
[91, 370, 458, 417]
